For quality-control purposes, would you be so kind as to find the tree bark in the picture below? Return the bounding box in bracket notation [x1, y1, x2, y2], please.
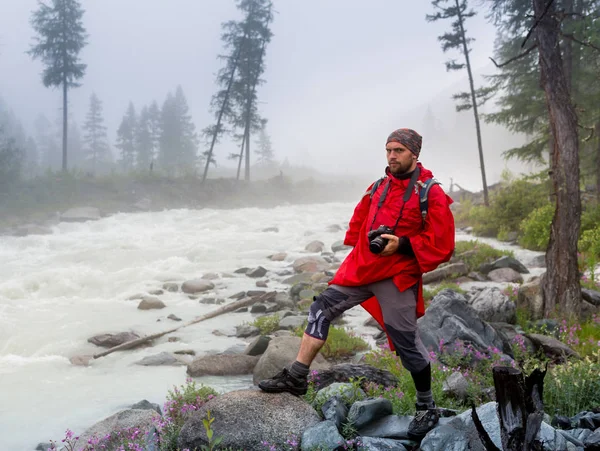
[534, 0, 582, 318]
[236, 132, 246, 181]
[596, 121, 600, 203]
[456, 0, 489, 206]
[492, 366, 545, 451]
[62, 74, 68, 171]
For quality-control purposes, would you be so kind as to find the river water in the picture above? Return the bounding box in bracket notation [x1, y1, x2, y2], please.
[0, 202, 543, 450]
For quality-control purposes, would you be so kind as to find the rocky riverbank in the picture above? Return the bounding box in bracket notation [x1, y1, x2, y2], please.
[27, 214, 600, 450]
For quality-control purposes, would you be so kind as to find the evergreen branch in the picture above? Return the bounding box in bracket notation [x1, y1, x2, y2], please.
[560, 33, 600, 52]
[490, 44, 538, 68]
[521, 0, 555, 48]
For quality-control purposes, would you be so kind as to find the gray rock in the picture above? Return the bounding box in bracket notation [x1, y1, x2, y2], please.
[423, 262, 468, 284]
[357, 437, 408, 451]
[582, 288, 600, 307]
[443, 372, 470, 401]
[74, 409, 159, 450]
[181, 279, 215, 294]
[322, 395, 348, 430]
[312, 363, 398, 391]
[253, 336, 329, 385]
[246, 266, 267, 278]
[418, 290, 505, 354]
[332, 240, 352, 253]
[357, 415, 412, 439]
[347, 398, 393, 430]
[187, 354, 259, 377]
[487, 267, 524, 283]
[480, 255, 530, 274]
[305, 240, 325, 252]
[236, 324, 260, 338]
[135, 352, 185, 366]
[130, 399, 162, 416]
[301, 420, 345, 451]
[87, 332, 140, 348]
[178, 391, 320, 451]
[278, 316, 306, 330]
[137, 297, 166, 310]
[468, 287, 516, 323]
[244, 336, 271, 356]
[293, 256, 330, 273]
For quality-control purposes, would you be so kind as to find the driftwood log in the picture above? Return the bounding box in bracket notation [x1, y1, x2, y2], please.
[91, 295, 260, 360]
[472, 365, 547, 451]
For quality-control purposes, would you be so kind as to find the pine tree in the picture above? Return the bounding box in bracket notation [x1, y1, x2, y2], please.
[147, 101, 161, 169]
[426, 0, 492, 205]
[28, 0, 87, 172]
[136, 106, 154, 171]
[0, 126, 23, 191]
[202, 0, 273, 182]
[115, 102, 137, 172]
[158, 87, 199, 176]
[82, 93, 110, 174]
[34, 114, 60, 170]
[69, 122, 84, 169]
[254, 119, 274, 163]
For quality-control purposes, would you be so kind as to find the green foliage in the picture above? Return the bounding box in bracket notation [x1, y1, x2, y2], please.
[518, 203, 554, 251]
[469, 179, 550, 238]
[0, 128, 24, 191]
[423, 283, 466, 302]
[293, 323, 369, 361]
[544, 351, 600, 417]
[200, 410, 223, 451]
[250, 314, 280, 335]
[454, 240, 513, 272]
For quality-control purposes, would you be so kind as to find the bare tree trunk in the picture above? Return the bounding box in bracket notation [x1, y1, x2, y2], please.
[244, 111, 251, 181]
[596, 121, 600, 203]
[534, 0, 582, 318]
[201, 43, 244, 184]
[62, 77, 68, 172]
[456, 0, 489, 206]
[236, 133, 246, 181]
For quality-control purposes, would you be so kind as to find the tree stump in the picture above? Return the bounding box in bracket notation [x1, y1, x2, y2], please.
[472, 365, 546, 450]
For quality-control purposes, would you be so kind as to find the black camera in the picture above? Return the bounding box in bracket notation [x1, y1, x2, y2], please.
[367, 225, 394, 254]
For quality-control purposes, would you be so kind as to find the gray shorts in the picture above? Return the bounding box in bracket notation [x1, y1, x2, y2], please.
[307, 278, 430, 373]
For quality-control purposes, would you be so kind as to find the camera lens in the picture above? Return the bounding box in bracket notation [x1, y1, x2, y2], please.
[369, 236, 385, 254]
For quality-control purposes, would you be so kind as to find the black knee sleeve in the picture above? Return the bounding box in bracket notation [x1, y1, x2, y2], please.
[304, 296, 332, 340]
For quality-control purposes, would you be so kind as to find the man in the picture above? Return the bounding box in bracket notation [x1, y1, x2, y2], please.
[258, 128, 455, 439]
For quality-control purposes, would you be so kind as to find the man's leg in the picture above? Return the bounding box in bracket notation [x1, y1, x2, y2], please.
[258, 284, 372, 395]
[370, 279, 438, 439]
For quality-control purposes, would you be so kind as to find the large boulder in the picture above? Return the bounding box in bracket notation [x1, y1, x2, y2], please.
[418, 290, 505, 354]
[178, 390, 320, 451]
[73, 408, 159, 450]
[253, 336, 330, 385]
[467, 287, 516, 323]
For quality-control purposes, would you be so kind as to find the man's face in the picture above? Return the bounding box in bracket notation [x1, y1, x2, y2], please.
[386, 141, 417, 175]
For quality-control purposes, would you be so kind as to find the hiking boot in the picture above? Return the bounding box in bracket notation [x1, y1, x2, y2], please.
[407, 403, 440, 440]
[258, 368, 308, 396]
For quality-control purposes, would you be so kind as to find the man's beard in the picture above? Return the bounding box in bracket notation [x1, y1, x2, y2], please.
[389, 162, 411, 175]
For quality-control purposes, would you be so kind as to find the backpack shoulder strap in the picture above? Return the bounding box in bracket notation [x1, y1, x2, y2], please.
[417, 178, 440, 223]
[369, 176, 386, 199]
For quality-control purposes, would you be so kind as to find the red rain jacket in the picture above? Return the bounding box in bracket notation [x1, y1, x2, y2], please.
[329, 163, 455, 350]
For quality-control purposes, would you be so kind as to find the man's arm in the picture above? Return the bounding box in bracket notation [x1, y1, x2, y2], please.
[406, 185, 455, 273]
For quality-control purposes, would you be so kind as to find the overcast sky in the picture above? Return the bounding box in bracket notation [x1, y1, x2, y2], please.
[0, 0, 534, 191]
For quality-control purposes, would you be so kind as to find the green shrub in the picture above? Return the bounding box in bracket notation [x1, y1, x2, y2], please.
[454, 240, 513, 273]
[293, 323, 369, 361]
[464, 179, 549, 239]
[519, 203, 554, 251]
[544, 351, 600, 417]
[250, 314, 280, 335]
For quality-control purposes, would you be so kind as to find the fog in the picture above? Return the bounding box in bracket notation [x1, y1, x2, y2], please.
[0, 0, 534, 192]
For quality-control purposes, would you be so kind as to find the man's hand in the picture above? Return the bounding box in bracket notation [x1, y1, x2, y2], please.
[379, 234, 400, 256]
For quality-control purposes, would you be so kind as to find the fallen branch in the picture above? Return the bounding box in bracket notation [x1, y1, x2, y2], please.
[490, 45, 538, 68]
[90, 296, 260, 361]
